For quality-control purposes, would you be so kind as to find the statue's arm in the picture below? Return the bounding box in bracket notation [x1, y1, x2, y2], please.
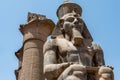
[43, 40, 70, 79]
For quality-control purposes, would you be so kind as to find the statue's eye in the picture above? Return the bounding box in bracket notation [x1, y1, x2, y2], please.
[66, 17, 74, 22]
[77, 18, 83, 23]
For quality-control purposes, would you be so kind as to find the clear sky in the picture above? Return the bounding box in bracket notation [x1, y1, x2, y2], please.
[0, 0, 119, 80]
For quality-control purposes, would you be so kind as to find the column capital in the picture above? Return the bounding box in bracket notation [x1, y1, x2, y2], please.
[20, 18, 55, 36]
[19, 13, 55, 43]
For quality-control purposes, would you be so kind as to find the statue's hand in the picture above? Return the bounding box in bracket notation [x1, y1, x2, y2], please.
[101, 65, 114, 70]
[99, 66, 114, 80]
[107, 65, 114, 70]
[58, 64, 86, 80]
[69, 64, 86, 71]
[58, 63, 71, 70]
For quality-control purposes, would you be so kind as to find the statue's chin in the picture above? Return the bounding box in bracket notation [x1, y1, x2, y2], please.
[72, 37, 83, 46]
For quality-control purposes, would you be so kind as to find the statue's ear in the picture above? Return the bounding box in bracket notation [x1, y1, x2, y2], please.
[51, 19, 64, 39]
[51, 25, 63, 39]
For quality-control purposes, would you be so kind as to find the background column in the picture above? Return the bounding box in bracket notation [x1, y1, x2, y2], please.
[18, 13, 55, 80]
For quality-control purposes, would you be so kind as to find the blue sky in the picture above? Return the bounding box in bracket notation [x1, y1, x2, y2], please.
[0, 0, 119, 80]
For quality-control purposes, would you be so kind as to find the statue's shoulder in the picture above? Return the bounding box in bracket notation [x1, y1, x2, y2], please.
[43, 39, 57, 53]
[43, 38, 76, 53]
[44, 38, 68, 47]
[91, 43, 102, 51]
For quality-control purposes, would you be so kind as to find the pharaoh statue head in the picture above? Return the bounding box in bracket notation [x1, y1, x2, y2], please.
[51, 2, 93, 46]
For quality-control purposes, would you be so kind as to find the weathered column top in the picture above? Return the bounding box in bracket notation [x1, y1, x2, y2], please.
[19, 12, 55, 43]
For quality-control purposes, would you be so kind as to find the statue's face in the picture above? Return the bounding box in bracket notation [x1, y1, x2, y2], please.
[60, 13, 83, 33]
[60, 13, 84, 46]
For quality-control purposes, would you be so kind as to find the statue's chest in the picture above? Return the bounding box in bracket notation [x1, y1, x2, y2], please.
[57, 40, 94, 66]
[57, 39, 77, 56]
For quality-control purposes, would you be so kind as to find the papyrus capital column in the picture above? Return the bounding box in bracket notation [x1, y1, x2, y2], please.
[17, 13, 55, 80]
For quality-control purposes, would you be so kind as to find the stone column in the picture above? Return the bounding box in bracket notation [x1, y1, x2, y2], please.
[15, 48, 23, 80]
[18, 14, 54, 80]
